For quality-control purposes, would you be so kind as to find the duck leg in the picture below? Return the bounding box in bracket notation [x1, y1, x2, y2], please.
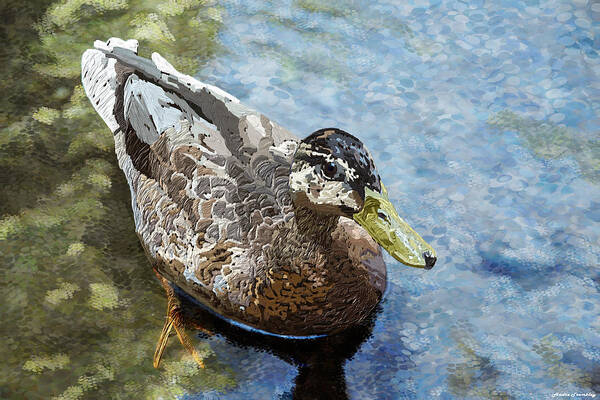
[153, 272, 206, 369]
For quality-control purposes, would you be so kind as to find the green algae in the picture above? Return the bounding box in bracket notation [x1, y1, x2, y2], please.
[488, 110, 600, 183]
[252, 1, 436, 89]
[295, 0, 358, 18]
[88, 283, 122, 310]
[46, 282, 81, 305]
[0, 0, 236, 398]
[33, 107, 62, 125]
[532, 334, 592, 389]
[446, 324, 512, 400]
[23, 353, 71, 374]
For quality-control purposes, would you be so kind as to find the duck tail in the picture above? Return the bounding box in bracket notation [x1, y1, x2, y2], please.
[81, 37, 139, 134]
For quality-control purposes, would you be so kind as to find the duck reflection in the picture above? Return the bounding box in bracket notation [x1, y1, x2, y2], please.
[173, 285, 381, 400]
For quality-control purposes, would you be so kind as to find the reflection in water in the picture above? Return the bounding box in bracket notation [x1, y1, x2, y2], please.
[174, 284, 381, 400]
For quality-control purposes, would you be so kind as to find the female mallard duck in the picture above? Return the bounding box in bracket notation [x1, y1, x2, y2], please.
[81, 38, 436, 367]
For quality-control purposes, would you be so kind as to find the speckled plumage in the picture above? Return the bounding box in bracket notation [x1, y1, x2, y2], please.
[82, 38, 386, 336]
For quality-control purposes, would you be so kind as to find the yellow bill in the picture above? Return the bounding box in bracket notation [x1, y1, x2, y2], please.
[353, 183, 437, 269]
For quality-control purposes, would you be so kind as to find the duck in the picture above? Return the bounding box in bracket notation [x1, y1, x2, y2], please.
[81, 37, 436, 368]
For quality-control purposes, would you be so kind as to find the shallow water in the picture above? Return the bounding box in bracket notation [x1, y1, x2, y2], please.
[1, 0, 599, 399]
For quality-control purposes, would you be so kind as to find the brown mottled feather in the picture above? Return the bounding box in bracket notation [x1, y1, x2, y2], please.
[81, 39, 386, 336]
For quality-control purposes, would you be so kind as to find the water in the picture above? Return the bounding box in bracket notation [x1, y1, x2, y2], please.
[1, 0, 599, 398]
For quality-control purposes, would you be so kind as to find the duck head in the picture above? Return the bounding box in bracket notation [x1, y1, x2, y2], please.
[289, 128, 436, 269]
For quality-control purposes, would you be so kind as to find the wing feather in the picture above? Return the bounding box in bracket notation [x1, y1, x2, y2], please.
[82, 37, 297, 161]
[81, 38, 300, 303]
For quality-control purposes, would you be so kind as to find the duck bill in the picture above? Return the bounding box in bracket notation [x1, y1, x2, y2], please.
[353, 183, 436, 269]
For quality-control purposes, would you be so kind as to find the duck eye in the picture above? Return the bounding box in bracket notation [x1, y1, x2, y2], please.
[322, 161, 337, 179]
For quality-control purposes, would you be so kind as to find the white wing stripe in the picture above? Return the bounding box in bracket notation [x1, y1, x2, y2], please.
[81, 49, 119, 132]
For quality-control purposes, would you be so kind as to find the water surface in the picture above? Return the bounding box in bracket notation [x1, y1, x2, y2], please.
[1, 0, 599, 399]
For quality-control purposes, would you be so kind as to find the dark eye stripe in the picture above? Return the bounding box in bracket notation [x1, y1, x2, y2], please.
[295, 152, 327, 165]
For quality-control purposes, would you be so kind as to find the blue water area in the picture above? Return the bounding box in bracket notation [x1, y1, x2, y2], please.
[182, 0, 600, 398]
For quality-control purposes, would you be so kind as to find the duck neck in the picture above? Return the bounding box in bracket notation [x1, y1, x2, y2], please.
[293, 206, 340, 247]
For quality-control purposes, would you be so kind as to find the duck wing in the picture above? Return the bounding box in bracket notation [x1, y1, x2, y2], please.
[81, 38, 298, 302]
[82, 38, 297, 160]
